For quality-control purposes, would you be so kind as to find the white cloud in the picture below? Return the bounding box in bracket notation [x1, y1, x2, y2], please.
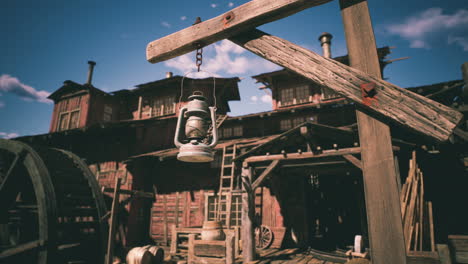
[448, 36, 468, 51]
[228, 2, 234, 7]
[250, 95, 258, 102]
[164, 40, 280, 76]
[261, 94, 272, 103]
[211, 3, 218, 8]
[161, 21, 171, 28]
[180, 16, 187, 21]
[0, 74, 51, 103]
[0, 132, 19, 139]
[385, 8, 468, 50]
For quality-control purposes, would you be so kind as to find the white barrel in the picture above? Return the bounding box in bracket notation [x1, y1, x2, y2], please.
[126, 247, 153, 264]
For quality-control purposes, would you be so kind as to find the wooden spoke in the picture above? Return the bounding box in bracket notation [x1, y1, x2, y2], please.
[0, 240, 42, 259]
[255, 225, 273, 249]
[0, 151, 28, 214]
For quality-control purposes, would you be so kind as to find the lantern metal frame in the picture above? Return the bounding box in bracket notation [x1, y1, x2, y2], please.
[173, 71, 219, 163]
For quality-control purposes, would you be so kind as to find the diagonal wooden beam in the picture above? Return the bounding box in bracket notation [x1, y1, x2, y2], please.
[252, 160, 280, 189]
[146, 0, 332, 63]
[343, 154, 362, 170]
[228, 29, 463, 142]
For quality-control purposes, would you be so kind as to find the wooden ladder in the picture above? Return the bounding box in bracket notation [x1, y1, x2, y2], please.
[216, 144, 237, 228]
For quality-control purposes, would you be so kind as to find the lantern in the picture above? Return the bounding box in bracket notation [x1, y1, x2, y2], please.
[174, 92, 218, 162]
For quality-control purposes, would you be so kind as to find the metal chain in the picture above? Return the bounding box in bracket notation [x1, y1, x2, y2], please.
[195, 43, 203, 72]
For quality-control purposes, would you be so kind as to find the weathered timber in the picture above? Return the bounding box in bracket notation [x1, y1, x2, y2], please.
[146, 0, 332, 63]
[252, 160, 280, 189]
[228, 29, 463, 142]
[342, 154, 362, 169]
[244, 147, 364, 163]
[106, 177, 121, 264]
[339, 1, 407, 263]
[436, 244, 453, 264]
[241, 166, 255, 262]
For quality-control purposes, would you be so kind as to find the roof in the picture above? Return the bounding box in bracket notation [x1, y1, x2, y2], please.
[48, 80, 109, 101]
[112, 76, 241, 102]
[234, 122, 357, 161]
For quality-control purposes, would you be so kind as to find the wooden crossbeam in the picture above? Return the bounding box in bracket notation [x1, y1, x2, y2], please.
[244, 146, 364, 163]
[252, 160, 280, 189]
[227, 29, 463, 142]
[343, 154, 362, 169]
[146, 0, 332, 63]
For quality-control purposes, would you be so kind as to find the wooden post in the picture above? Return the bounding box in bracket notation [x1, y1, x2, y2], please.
[339, 1, 407, 263]
[106, 177, 122, 264]
[241, 164, 255, 262]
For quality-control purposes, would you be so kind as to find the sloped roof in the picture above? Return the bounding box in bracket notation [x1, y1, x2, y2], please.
[48, 80, 109, 101]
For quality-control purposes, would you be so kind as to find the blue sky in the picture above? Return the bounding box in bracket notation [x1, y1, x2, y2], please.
[1, 0, 467, 138]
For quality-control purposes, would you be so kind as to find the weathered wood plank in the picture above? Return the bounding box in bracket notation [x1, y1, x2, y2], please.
[244, 146, 373, 163]
[228, 29, 463, 142]
[342, 154, 362, 169]
[146, 0, 332, 63]
[436, 244, 453, 264]
[252, 160, 280, 189]
[105, 177, 121, 264]
[339, 1, 407, 264]
[241, 166, 255, 262]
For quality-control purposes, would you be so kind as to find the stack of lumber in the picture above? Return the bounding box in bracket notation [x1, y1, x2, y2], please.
[448, 235, 468, 263]
[400, 151, 435, 252]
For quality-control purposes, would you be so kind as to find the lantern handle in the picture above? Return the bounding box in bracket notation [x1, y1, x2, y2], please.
[179, 70, 217, 108]
[174, 107, 188, 148]
[208, 106, 218, 148]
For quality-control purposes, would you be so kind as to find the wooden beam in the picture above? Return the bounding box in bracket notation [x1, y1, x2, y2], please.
[252, 160, 280, 189]
[339, 1, 407, 263]
[241, 166, 255, 262]
[106, 177, 121, 264]
[342, 154, 362, 169]
[228, 29, 463, 142]
[0, 240, 42, 259]
[146, 0, 332, 63]
[244, 147, 363, 163]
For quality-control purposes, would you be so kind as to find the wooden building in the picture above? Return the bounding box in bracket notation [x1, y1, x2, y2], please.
[17, 41, 468, 262]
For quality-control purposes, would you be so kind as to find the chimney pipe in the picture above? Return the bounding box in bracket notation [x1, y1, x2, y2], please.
[166, 72, 173, 78]
[86, 61, 96, 85]
[318, 32, 333, 58]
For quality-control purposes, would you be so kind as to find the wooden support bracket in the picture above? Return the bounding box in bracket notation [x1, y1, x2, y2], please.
[343, 154, 362, 170]
[251, 160, 280, 189]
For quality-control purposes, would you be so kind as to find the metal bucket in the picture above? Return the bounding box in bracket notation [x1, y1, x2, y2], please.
[201, 221, 225, 241]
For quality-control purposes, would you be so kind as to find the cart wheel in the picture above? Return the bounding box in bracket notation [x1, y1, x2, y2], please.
[255, 225, 273, 249]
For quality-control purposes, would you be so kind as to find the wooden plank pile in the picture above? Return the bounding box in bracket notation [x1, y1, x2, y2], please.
[400, 151, 435, 252]
[448, 235, 468, 263]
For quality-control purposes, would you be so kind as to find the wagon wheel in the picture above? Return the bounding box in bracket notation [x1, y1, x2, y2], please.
[0, 139, 107, 264]
[255, 225, 273, 249]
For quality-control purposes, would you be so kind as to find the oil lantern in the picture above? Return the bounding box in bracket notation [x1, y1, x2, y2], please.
[174, 92, 218, 162]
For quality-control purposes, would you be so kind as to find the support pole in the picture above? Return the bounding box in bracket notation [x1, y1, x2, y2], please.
[106, 177, 122, 264]
[241, 164, 255, 262]
[339, 1, 407, 263]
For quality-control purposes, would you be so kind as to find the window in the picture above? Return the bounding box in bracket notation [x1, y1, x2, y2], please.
[280, 116, 316, 131]
[205, 193, 242, 227]
[280, 119, 292, 131]
[321, 86, 342, 101]
[152, 95, 176, 117]
[219, 125, 243, 139]
[278, 84, 311, 107]
[57, 97, 81, 132]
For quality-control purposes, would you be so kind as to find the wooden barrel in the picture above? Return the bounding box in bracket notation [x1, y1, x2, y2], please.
[143, 245, 164, 264]
[201, 221, 225, 241]
[126, 247, 153, 264]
